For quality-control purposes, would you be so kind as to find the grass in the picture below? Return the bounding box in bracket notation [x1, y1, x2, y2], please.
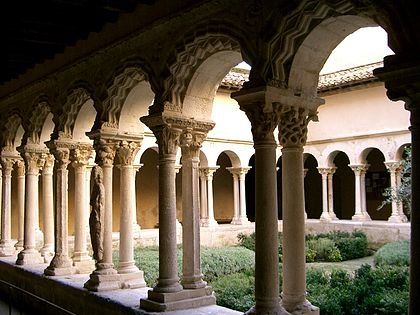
[307, 255, 375, 273]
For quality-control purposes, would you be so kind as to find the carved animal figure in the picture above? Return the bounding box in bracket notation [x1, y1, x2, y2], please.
[89, 165, 105, 262]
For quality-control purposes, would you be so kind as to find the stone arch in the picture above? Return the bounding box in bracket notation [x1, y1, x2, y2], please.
[395, 143, 411, 161]
[287, 15, 377, 97]
[359, 147, 386, 164]
[0, 114, 23, 152]
[199, 150, 209, 168]
[103, 65, 154, 132]
[23, 99, 53, 146]
[160, 33, 243, 119]
[267, 0, 379, 85]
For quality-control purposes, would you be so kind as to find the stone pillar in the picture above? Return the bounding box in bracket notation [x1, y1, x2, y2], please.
[201, 167, 218, 227]
[84, 137, 119, 291]
[350, 164, 371, 221]
[317, 168, 330, 221]
[116, 140, 146, 288]
[385, 161, 408, 222]
[40, 154, 54, 262]
[86, 164, 93, 241]
[228, 167, 250, 225]
[15, 160, 25, 251]
[232, 86, 287, 314]
[230, 170, 240, 224]
[199, 168, 208, 226]
[71, 146, 95, 274]
[279, 105, 319, 314]
[0, 157, 16, 256]
[327, 168, 338, 220]
[360, 165, 369, 218]
[45, 143, 75, 276]
[180, 128, 210, 290]
[16, 150, 44, 265]
[132, 164, 143, 238]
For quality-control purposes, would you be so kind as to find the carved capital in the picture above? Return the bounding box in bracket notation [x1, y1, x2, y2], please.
[180, 128, 206, 160]
[117, 141, 140, 166]
[155, 125, 182, 156]
[227, 167, 251, 180]
[349, 164, 369, 176]
[42, 154, 55, 175]
[16, 159, 25, 176]
[93, 138, 117, 167]
[23, 152, 45, 175]
[0, 157, 15, 175]
[71, 145, 93, 169]
[317, 167, 336, 176]
[278, 105, 317, 148]
[200, 166, 219, 179]
[384, 161, 402, 173]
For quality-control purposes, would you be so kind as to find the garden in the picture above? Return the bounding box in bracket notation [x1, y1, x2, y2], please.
[113, 231, 410, 315]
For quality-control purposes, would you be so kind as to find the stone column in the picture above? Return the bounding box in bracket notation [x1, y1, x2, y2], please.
[40, 154, 54, 262]
[350, 164, 370, 221]
[116, 140, 145, 288]
[227, 168, 240, 224]
[199, 168, 208, 226]
[132, 164, 143, 237]
[71, 146, 95, 274]
[228, 167, 250, 225]
[0, 157, 16, 256]
[232, 87, 287, 314]
[360, 165, 369, 218]
[180, 128, 210, 290]
[45, 143, 75, 276]
[327, 168, 338, 220]
[317, 168, 330, 221]
[16, 150, 44, 265]
[201, 167, 218, 227]
[84, 137, 119, 291]
[86, 164, 93, 241]
[385, 161, 408, 222]
[15, 160, 25, 251]
[279, 105, 319, 314]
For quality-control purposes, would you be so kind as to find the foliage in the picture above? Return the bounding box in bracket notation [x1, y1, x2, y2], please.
[114, 246, 255, 287]
[307, 264, 409, 315]
[238, 230, 369, 263]
[212, 272, 255, 312]
[380, 146, 412, 214]
[374, 240, 410, 267]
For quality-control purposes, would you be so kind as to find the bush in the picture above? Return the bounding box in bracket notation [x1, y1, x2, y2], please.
[374, 240, 410, 267]
[212, 272, 255, 312]
[307, 238, 342, 262]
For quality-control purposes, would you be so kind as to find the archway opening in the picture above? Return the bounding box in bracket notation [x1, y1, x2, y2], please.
[332, 152, 354, 219]
[214, 152, 234, 223]
[304, 154, 322, 219]
[245, 154, 255, 222]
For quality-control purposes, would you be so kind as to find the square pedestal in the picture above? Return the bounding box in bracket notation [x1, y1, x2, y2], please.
[140, 286, 216, 312]
[73, 259, 96, 274]
[16, 250, 43, 265]
[119, 271, 146, 289]
[84, 272, 121, 292]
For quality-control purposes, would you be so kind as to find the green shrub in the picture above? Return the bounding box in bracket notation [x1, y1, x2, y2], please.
[237, 232, 255, 251]
[307, 238, 342, 262]
[212, 272, 255, 312]
[374, 240, 410, 267]
[201, 247, 255, 282]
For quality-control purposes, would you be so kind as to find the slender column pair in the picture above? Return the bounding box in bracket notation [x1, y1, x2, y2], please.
[350, 164, 371, 221]
[0, 157, 17, 256]
[199, 167, 218, 227]
[384, 161, 408, 222]
[227, 167, 250, 225]
[317, 167, 337, 221]
[16, 149, 45, 265]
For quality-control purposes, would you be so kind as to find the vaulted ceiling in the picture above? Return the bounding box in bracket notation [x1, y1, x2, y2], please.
[0, 0, 156, 85]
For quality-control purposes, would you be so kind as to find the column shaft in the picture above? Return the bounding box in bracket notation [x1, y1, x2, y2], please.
[15, 161, 25, 250]
[40, 155, 54, 261]
[199, 172, 208, 226]
[318, 169, 329, 220]
[327, 171, 337, 219]
[238, 171, 248, 223]
[0, 158, 15, 256]
[231, 173, 240, 224]
[205, 169, 218, 227]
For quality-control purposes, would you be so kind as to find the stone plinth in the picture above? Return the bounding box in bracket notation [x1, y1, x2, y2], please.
[140, 287, 216, 312]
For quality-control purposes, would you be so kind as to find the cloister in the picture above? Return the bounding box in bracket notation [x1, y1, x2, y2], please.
[0, 1, 419, 314]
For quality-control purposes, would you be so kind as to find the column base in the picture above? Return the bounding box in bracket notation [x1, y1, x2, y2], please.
[351, 213, 371, 221]
[140, 286, 215, 312]
[320, 212, 332, 221]
[14, 240, 24, 252]
[388, 214, 408, 223]
[200, 219, 218, 228]
[44, 254, 75, 276]
[40, 245, 54, 263]
[119, 271, 147, 289]
[133, 223, 141, 238]
[281, 300, 320, 315]
[230, 217, 250, 225]
[73, 257, 96, 274]
[0, 241, 16, 257]
[245, 305, 290, 315]
[16, 249, 43, 265]
[84, 266, 120, 292]
[329, 212, 338, 220]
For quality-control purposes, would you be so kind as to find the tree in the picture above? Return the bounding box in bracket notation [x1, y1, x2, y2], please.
[380, 147, 411, 215]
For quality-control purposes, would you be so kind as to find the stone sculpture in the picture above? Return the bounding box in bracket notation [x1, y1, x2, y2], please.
[89, 165, 105, 262]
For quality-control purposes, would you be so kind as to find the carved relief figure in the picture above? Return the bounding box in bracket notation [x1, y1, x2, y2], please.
[89, 165, 105, 262]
